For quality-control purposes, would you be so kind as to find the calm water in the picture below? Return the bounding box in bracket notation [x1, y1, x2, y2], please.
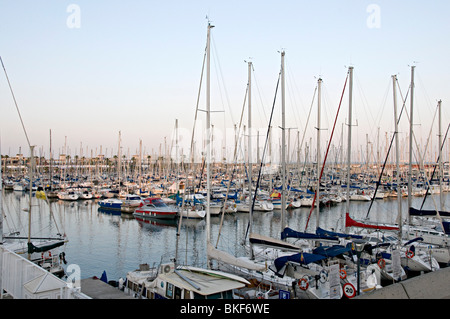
[2, 189, 447, 281]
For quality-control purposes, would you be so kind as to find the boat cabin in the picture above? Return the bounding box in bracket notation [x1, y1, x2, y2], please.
[125, 263, 249, 299]
[141, 197, 167, 207]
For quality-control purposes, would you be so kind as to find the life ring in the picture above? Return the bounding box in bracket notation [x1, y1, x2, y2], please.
[377, 258, 386, 269]
[298, 277, 309, 291]
[339, 269, 347, 279]
[41, 251, 52, 260]
[406, 250, 415, 259]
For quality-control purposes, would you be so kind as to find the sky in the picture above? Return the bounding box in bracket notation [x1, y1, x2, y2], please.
[0, 0, 449, 164]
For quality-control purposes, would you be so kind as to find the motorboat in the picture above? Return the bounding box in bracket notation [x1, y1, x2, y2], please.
[98, 198, 123, 210]
[133, 197, 178, 220]
[121, 194, 143, 213]
[123, 262, 249, 299]
[57, 190, 79, 201]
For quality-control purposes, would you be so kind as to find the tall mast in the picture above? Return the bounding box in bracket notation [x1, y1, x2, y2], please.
[118, 131, 121, 191]
[247, 60, 254, 258]
[0, 132, 3, 298]
[206, 22, 213, 267]
[27, 145, 35, 260]
[438, 100, 443, 210]
[393, 75, 402, 238]
[408, 66, 415, 227]
[281, 51, 287, 231]
[316, 77, 322, 230]
[345, 66, 353, 233]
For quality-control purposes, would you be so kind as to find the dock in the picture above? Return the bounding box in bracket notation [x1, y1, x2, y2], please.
[80, 278, 134, 299]
[356, 266, 450, 299]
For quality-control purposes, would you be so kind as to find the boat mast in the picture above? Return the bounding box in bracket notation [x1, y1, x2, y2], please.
[345, 66, 353, 233]
[118, 131, 122, 194]
[408, 66, 415, 228]
[0, 135, 3, 298]
[206, 22, 213, 268]
[247, 60, 254, 259]
[393, 74, 402, 239]
[281, 51, 287, 231]
[316, 76, 322, 230]
[27, 145, 35, 260]
[438, 100, 443, 210]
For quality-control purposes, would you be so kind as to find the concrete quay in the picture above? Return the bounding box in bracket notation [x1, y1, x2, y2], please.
[80, 278, 134, 299]
[356, 266, 450, 299]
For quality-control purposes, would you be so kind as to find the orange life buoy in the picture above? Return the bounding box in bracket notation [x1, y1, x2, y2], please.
[377, 258, 386, 269]
[41, 251, 52, 260]
[339, 269, 347, 279]
[406, 250, 415, 259]
[298, 277, 309, 291]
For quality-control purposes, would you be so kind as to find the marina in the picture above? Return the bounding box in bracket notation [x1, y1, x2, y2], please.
[1, 168, 450, 299]
[1, 2, 450, 301]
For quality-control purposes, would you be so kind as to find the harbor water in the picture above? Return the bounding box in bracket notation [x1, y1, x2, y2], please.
[1, 189, 447, 282]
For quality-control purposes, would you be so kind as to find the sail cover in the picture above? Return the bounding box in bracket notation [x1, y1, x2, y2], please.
[272, 253, 326, 275]
[316, 227, 363, 239]
[312, 244, 352, 258]
[27, 240, 65, 254]
[409, 207, 450, 217]
[281, 227, 339, 241]
[249, 233, 302, 252]
[207, 243, 266, 271]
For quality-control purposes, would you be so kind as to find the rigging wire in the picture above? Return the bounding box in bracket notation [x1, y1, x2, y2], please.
[0, 56, 31, 148]
[243, 71, 281, 244]
[365, 78, 410, 219]
[304, 71, 349, 231]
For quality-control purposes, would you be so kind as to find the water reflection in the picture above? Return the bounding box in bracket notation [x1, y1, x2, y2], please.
[1, 189, 447, 281]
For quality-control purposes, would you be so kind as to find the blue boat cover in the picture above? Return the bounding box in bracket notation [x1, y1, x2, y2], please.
[404, 237, 423, 246]
[409, 207, 450, 217]
[316, 227, 363, 239]
[273, 253, 326, 274]
[281, 227, 338, 241]
[312, 245, 351, 257]
[443, 221, 450, 235]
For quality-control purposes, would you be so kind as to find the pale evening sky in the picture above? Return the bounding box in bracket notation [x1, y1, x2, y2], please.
[0, 1, 449, 163]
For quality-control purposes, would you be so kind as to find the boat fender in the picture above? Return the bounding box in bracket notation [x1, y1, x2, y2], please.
[377, 258, 386, 269]
[319, 270, 328, 283]
[59, 252, 67, 264]
[339, 269, 347, 279]
[298, 277, 309, 291]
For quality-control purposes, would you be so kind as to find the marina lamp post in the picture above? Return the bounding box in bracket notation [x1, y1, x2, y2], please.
[353, 239, 366, 296]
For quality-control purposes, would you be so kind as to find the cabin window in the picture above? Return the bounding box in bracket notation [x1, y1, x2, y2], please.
[222, 290, 233, 299]
[194, 292, 222, 299]
[166, 283, 174, 298]
[174, 287, 182, 299]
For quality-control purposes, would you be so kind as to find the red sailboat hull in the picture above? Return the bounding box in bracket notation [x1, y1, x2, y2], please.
[345, 213, 399, 231]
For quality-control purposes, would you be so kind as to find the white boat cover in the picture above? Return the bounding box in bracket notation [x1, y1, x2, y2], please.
[207, 243, 266, 271]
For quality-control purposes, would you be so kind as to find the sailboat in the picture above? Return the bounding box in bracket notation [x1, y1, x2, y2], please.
[209, 52, 355, 299]
[123, 22, 250, 300]
[2, 146, 68, 278]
